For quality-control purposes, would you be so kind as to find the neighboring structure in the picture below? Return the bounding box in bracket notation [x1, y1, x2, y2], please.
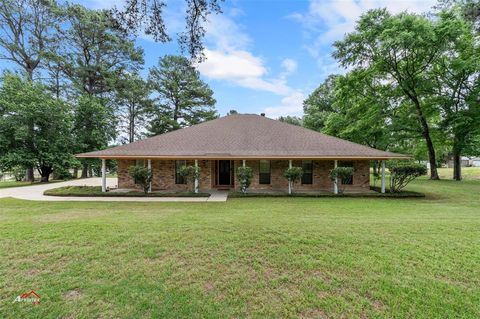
[447, 156, 471, 168]
[470, 158, 480, 167]
[76, 114, 408, 194]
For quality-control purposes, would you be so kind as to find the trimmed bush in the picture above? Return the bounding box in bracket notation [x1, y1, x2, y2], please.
[128, 166, 152, 194]
[236, 166, 254, 193]
[389, 163, 427, 193]
[283, 167, 303, 194]
[178, 165, 201, 192]
[329, 167, 354, 194]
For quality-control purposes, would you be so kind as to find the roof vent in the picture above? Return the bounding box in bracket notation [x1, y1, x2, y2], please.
[260, 113, 265, 117]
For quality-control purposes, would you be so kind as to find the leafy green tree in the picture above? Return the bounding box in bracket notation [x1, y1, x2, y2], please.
[303, 75, 340, 132]
[0, 0, 62, 181]
[0, 74, 76, 182]
[74, 95, 116, 178]
[148, 55, 217, 134]
[278, 116, 302, 126]
[432, 11, 480, 180]
[236, 166, 253, 193]
[59, 4, 143, 177]
[333, 9, 462, 180]
[0, 0, 60, 81]
[60, 4, 144, 97]
[116, 73, 153, 143]
[283, 167, 303, 194]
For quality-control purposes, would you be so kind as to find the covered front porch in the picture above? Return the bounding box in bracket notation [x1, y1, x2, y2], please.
[100, 158, 389, 194]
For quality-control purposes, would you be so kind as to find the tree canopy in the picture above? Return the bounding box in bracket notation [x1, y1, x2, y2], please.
[148, 55, 217, 135]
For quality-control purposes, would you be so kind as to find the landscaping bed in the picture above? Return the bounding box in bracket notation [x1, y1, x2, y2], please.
[229, 188, 424, 198]
[44, 186, 210, 197]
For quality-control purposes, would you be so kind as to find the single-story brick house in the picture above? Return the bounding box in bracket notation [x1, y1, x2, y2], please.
[76, 114, 408, 194]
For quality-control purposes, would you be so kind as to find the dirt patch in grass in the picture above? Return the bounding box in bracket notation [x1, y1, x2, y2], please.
[64, 289, 83, 301]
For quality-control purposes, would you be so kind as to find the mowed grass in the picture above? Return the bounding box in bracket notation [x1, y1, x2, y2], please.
[0, 181, 34, 189]
[1, 177, 480, 318]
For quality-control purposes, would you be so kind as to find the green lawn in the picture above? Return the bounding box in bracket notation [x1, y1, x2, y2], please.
[0, 180, 34, 189]
[1, 178, 479, 318]
[0, 179, 64, 189]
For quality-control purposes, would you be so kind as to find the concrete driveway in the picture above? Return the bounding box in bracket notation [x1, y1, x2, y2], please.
[0, 178, 227, 202]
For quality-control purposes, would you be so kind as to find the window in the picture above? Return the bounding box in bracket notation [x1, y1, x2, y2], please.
[175, 160, 187, 184]
[302, 160, 313, 184]
[259, 160, 271, 184]
[338, 161, 354, 185]
[135, 159, 145, 167]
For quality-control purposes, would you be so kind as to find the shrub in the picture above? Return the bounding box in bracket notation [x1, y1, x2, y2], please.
[11, 166, 26, 182]
[283, 167, 303, 194]
[389, 163, 427, 193]
[128, 166, 152, 194]
[236, 166, 254, 193]
[178, 165, 201, 192]
[329, 167, 354, 194]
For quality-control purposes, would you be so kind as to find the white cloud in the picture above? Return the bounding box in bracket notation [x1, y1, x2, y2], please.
[291, 0, 436, 75]
[281, 58, 298, 74]
[264, 91, 306, 117]
[198, 49, 291, 95]
[198, 13, 298, 97]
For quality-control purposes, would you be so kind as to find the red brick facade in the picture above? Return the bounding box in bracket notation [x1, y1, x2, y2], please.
[117, 159, 370, 192]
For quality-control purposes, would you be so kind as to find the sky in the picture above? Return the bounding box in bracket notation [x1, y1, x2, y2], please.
[5, 0, 438, 118]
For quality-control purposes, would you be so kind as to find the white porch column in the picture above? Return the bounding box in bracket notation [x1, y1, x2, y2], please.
[101, 159, 106, 193]
[381, 160, 386, 194]
[242, 160, 246, 167]
[194, 160, 199, 193]
[333, 160, 338, 194]
[147, 159, 152, 193]
[288, 160, 293, 194]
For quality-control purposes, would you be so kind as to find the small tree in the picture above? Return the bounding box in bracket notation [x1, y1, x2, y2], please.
[178, 165, 201, 193]
[128, 166, 152, 194]
[389, 163, 427, 193]
[329, 167, 354, 194]
[11, 166, 26, 182]
[283, 167, 303, 194]
[236, 166, 253, 193]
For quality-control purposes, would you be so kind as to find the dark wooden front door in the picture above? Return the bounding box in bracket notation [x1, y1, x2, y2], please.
[217, 160, 232, 185]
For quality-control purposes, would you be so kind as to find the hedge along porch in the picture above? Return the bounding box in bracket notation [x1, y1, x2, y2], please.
[79, 114, 408, 194]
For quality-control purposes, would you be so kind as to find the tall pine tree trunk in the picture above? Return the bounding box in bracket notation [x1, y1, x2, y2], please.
[25, 69, 35, 182]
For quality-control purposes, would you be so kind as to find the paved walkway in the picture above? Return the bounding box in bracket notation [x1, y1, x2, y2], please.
[0, 178, 228, 202]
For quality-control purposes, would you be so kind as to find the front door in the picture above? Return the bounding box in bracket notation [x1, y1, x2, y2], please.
[217, 160, 232, 185]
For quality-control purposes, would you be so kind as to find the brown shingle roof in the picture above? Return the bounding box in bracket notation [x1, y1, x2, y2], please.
[76, 114, 408, 159]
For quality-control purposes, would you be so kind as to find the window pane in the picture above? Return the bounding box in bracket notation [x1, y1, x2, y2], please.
[302, 160, 313, 184]
[135, 159, 145, 167]
[175, 160, 186, 184]
[338, 161, 353, 185]
[259, 160, 270, 184]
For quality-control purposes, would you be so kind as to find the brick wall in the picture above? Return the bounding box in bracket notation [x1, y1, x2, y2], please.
[117, 159, 212, 191]
[233, 160, 370, 192]
[117, 159, 370, 192]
